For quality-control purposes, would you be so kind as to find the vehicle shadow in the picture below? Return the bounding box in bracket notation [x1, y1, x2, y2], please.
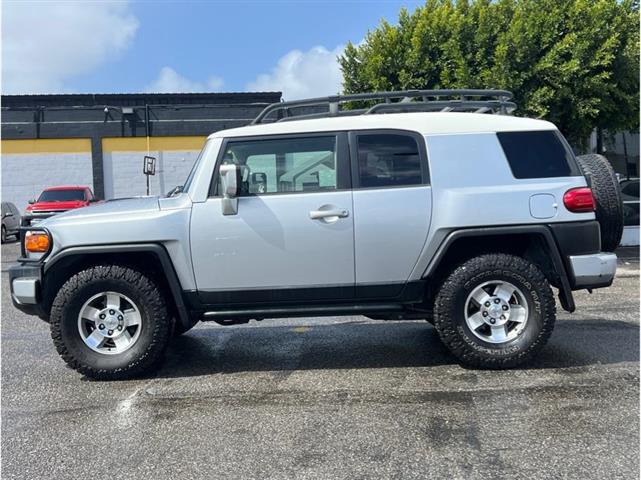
[155, 317, 639, 379]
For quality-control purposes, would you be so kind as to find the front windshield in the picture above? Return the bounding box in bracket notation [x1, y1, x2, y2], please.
[38, 189, 85, 202]
[170, 139, 215, 196]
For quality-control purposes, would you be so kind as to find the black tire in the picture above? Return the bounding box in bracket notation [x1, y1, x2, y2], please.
[575, 153, 624, 252]
[1, 226, 6, 244]
[433, 253, 556, 369]
[50, 265, 172, 380]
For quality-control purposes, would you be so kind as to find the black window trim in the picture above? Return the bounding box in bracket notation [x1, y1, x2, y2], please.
[348, 129, 430, 190]
[497, 129, 581, 180]
[208, 131, 351, 197]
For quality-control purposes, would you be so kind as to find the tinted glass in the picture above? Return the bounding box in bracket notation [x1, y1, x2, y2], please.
[621, 181, 639, 198]
[38, 189, 86, 202]
[219, 136, 337, 195]
[623, 202, 639, 226]
[357, 134, 422, 188]
[497, 131, 578, 179]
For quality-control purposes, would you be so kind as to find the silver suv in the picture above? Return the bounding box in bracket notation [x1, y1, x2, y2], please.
[9, 90, 621, 380]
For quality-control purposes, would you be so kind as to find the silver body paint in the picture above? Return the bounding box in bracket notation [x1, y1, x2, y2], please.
[35, 112, 598, 293]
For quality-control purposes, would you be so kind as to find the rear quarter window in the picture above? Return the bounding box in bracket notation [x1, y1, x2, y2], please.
[497, 131, 580, 179]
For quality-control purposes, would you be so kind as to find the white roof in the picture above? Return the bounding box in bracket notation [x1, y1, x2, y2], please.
[209, 112, 557, 139]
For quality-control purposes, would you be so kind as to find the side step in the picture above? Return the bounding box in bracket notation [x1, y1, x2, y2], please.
[202, 303, 404, 321]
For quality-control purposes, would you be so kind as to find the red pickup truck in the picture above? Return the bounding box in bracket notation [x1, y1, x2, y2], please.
[22, 186, 96, 227]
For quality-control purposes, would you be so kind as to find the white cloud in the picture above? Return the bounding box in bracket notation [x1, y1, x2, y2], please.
[1, 1, 139, 94]
[246, 46, 344, 101]
[144, 67, 224, 93]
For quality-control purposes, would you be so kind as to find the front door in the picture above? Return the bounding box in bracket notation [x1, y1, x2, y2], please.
[190, 132, 354, 305]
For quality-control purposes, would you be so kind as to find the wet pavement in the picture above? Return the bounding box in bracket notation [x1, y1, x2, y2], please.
[1, 241, 639, 479]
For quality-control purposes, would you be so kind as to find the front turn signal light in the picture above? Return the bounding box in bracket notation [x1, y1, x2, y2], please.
[25, 231, 51, 253]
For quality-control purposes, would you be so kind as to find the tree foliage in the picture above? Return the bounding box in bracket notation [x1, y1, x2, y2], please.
[339, 0, 639, 147]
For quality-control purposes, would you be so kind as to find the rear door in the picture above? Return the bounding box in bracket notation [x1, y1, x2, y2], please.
[190, 132, 355, 305]
[349, 130, 432, 297]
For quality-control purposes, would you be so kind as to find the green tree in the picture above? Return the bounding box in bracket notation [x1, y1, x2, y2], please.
[339, 0, 639, 148]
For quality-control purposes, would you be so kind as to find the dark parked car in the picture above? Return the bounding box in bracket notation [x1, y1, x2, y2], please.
[2, 202, 21, 243]
[620, 178, 639, 227]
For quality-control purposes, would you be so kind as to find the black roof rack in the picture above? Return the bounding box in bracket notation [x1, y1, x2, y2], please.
[252, 89, 516, 125]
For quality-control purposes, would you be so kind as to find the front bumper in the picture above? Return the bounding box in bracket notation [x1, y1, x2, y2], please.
[568, 252, 617, 289]
[9, 263, 46, 319]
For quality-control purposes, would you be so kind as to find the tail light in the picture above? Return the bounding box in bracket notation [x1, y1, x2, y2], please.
[563, 187, 595, 213]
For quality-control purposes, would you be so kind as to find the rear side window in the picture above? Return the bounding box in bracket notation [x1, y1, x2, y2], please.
[357, 134, 423, 188]
[497, 131, 579, 179]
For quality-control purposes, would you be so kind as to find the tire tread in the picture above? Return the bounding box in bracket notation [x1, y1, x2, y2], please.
[434, 253, 556, 369]
[575, 153, 624, 252]
[50, 265, 171, 380]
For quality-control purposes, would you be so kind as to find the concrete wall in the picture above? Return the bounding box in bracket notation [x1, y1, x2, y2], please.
[0, 136, 208, 209]
[1, 139, 93, 213]
[102, 136, 206, 199]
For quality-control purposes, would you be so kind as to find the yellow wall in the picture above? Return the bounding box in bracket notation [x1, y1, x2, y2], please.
[1, 138, 92, 154]
[0, 136, 208, 154]
[102, 136, 207, 153]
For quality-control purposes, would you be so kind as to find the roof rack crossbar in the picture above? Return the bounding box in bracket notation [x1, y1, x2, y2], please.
[251, 89, 515, 124]
[364, 100, 517, 115]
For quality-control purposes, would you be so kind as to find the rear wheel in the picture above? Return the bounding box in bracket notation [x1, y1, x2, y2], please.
[50, 265, 172, 380]
[1, 226, 6, 244]
[575, 153, 624, 252]
[434, 253, 556, 368]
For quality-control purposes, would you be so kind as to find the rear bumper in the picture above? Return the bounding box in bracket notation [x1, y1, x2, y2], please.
[548, 220, 617, 290]
[568, 252, 617, 289]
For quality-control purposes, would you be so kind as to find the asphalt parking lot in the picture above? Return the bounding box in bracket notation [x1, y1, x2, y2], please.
[1, 240, 639, 480]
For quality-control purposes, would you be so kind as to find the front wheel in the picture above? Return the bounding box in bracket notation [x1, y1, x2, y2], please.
[50, 265, 172, 380]
[434, 253, 556, 369]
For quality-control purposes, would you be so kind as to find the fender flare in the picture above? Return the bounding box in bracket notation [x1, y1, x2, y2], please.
[423, 225, 575, 312]
[44, 243, 193, 328]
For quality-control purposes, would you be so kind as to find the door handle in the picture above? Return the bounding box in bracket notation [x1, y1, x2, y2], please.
[309, 209, 349, 220]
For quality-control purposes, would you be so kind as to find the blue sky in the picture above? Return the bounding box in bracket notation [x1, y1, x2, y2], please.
[2, 0, 422, 99]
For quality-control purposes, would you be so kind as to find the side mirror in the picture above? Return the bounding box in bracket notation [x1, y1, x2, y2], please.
[28, 199, 36, 205]
[220, 164, 241, 215]
[4, 211, 13, 218]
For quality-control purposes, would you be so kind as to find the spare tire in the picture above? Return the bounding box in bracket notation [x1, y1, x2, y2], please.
[575, 153, 623, 252]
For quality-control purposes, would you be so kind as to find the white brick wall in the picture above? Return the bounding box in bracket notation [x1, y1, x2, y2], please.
[1, 152, 93, 214]
[103, 150, 200, 199]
